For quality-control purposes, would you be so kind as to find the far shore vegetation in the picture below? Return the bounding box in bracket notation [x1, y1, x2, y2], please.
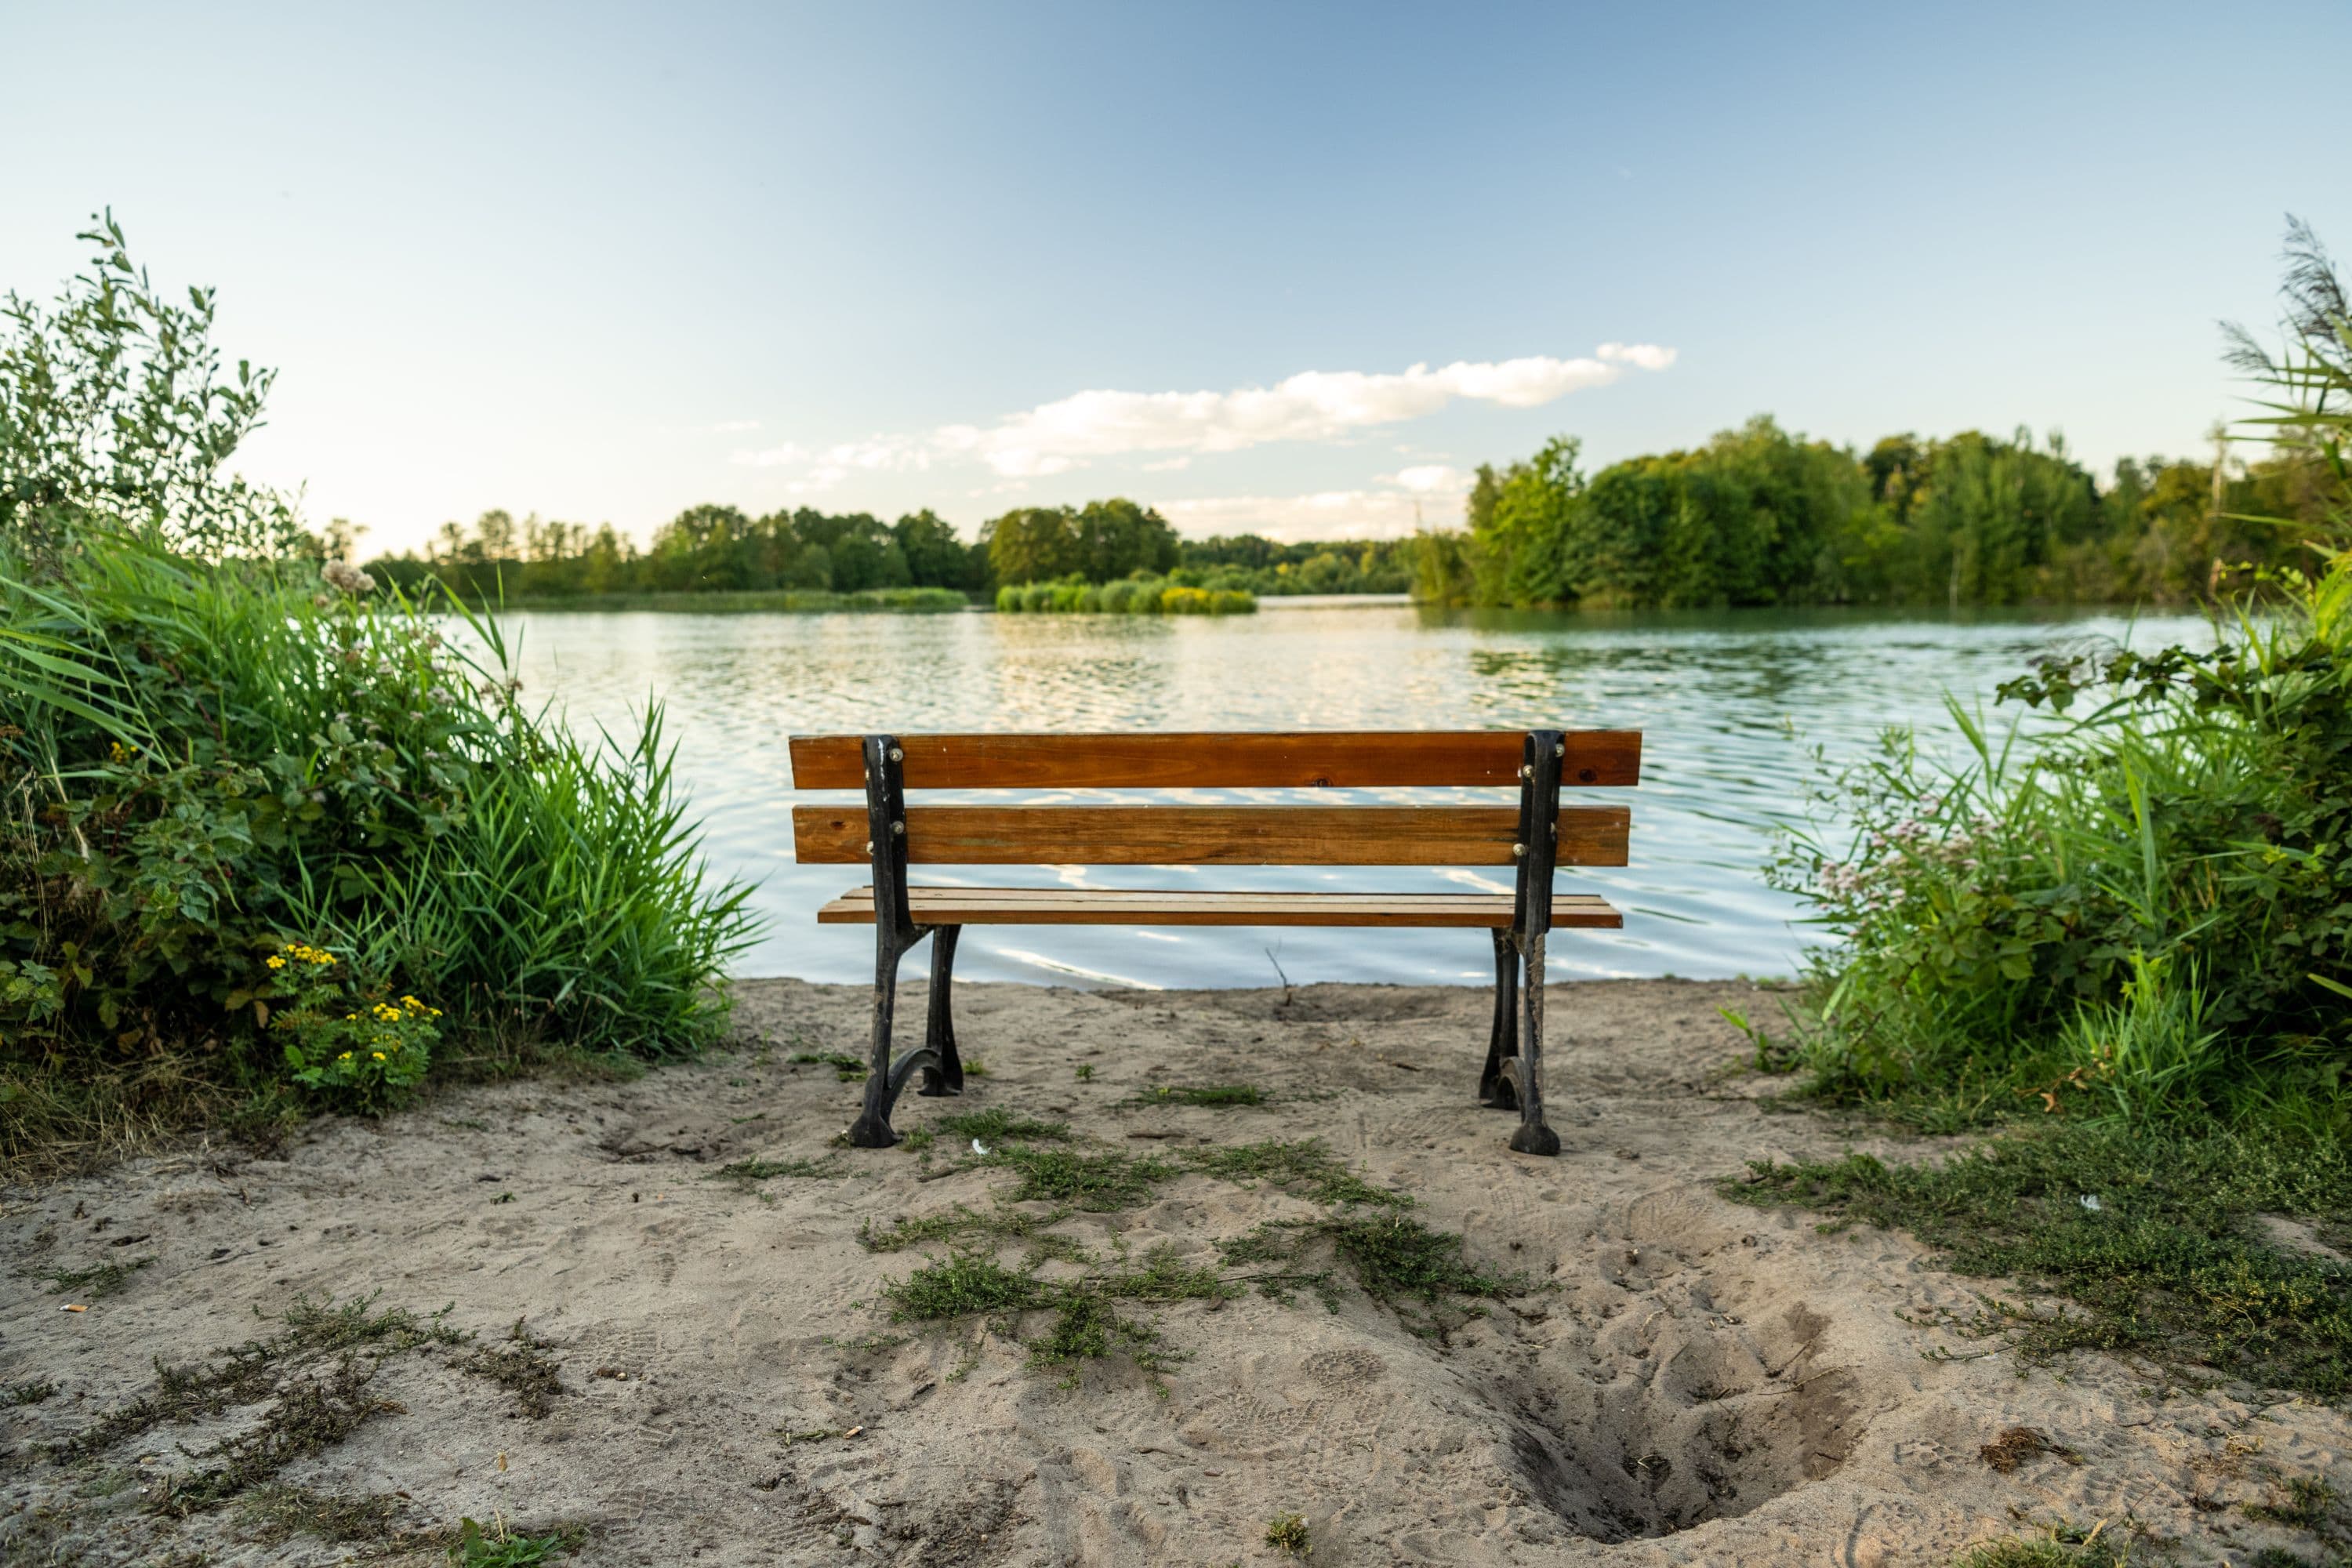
[362, 496, 1409, 612]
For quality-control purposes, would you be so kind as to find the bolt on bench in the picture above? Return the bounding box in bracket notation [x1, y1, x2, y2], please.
[787, 730, 1639, 1156]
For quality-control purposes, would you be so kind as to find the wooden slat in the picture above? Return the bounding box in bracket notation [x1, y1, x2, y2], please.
[790, 804, 1631, 866]
[789, 730, 1641, 789]
[816, 885, 1622, 928]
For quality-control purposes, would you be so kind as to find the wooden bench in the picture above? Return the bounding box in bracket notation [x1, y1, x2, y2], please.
[787, 729, 1640, 1156]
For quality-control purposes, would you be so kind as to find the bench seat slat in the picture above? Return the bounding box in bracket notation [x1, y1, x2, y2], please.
[816, 886, 1622, 928]
[791, 804, 1631, 866]
[789, 730, 1641, 789]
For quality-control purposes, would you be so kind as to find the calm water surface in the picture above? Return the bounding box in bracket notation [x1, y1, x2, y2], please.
[498, 600, 2212, 989]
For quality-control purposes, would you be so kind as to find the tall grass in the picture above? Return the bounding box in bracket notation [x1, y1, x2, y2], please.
[0, 519, 755, 1166]
[1775, 223, 2352, 1135]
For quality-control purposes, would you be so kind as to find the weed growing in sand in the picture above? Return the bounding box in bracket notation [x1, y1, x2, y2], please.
[1951, 1534, 2126, 1568]
[1179, 1138, 1405, 1209]
[238, 1484, 408, 1546]
[1126, 1083, 1267, 1109]
[989, 1144, 1174, 1210]
[452, 1515, 584, 1566]
[1265, 1511, 1312, 1556]
[154, 1351, 390, 1516]
[1074, 1064, 1094, 1082]
[709, 1155, 844, 1183]
[938, 1107, 1070, 1144]
[2245, 1475, 2343, 1534]
[859, 1202, 1076, 1254]
[6, 1378, 57, 1405]
[28, 1255, 154, 1298]
[460, 1319, 565, 1418]
[884, 1245, 1235, 1386]
[51, 1293, 467, 1465]
[48, 1292, 560, 1518]
[1728, 1125, 2352, 1399]
[791, 1051, 869, 1082]
[1219, 1212, 1524, 1327]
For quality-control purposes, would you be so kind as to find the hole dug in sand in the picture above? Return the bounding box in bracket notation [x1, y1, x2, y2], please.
[1494, 1305, 1867, 1541]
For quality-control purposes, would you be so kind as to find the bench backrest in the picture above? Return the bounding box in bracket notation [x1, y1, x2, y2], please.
[787, 730, 1639, 869]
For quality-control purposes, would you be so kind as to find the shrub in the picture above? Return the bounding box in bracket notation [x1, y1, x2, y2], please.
[1775, 223, 2352, 1131]
[0, 216, 756, 1163]
[989, 575, 1254, 615]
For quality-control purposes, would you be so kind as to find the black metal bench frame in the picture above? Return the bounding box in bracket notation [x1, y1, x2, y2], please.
[840, 730, 1573, 1156]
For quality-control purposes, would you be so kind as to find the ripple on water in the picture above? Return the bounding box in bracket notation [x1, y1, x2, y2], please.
[492, 602, 2215, 988]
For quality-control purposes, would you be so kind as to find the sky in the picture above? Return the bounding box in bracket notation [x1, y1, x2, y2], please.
[5, 1, 2347, 557]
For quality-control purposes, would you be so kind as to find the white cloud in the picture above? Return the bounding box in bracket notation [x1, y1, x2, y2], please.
[1598, 342, 1677, 372]
[1386, 463, 1468, 494]
[938, 347, 1672, 477]
[724, 343, 1671, 491]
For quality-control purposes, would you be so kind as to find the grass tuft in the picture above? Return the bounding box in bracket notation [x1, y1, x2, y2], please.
[1179, 1138, 1406, 1208]
[459, 1319, 565, 1418]
[988, 1143, 1173, 1210]
[1726, 1125, 2352, 1398]
[1265, 1511, 1312, 1556]
[27, 1255, 153, 1298]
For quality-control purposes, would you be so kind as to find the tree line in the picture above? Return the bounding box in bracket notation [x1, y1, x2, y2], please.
[364, 497, 1414, 602]
[1412, 417, 2326, 609]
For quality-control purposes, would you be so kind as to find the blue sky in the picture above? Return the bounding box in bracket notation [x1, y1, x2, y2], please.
[5, 1, 2346, 555]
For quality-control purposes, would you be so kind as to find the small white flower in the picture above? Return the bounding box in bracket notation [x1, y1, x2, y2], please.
[971, 1139, 990, 1156]
[321, 559, 375, 595]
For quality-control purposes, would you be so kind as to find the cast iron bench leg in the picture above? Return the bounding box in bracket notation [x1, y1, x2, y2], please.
[919, 924, 964, 1096]
[846, 926, 942, 1149]
[1478, 926, 1519, 1106]
[1508, 931, 1560, 1156]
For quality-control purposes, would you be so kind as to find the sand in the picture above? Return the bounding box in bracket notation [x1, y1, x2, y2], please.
[2, 977, 2347, 1565]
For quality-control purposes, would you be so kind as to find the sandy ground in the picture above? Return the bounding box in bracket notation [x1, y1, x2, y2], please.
[2, 977, 2348, 1566]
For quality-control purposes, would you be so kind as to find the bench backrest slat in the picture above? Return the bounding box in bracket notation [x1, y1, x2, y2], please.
[790, 804, 1630, 867]
[789, 730, 1641, 789]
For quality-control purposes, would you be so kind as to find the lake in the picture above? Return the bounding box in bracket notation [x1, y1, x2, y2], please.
[499, 598, 2214, 990]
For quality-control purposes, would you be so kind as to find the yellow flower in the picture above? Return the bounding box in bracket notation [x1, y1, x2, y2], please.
[337, 1051, 352, 1060]
[267, 956, 286, 970]
[372, 1051, 387, 1061]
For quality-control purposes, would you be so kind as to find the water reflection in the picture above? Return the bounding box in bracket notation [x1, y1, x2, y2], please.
[495, 601, 2214, 989]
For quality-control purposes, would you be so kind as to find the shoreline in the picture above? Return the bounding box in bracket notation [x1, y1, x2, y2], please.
[2, 978, 2338, 1565]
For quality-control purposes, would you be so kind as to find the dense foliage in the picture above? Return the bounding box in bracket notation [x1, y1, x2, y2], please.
[1773, 223, 2352, 1134]
[993, 575, 1256, 615]
[1415, 418, 2321, 610]
[369, 503, 989, 601]
[0, 216, 754, 1166]
[1176, 534, 1411, 596]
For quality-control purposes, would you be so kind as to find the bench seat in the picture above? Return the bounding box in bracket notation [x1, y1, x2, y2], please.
[817, 885, 1622, 929]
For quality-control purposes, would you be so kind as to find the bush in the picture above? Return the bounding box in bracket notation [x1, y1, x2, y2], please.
[992, 575, 1254, 615]
[0, 216, 755, 1161]
[1775, 223, 2352, 1133]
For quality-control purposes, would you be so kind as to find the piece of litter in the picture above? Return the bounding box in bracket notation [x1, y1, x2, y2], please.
[844, 1425, 863, 1438]
[2079, 1195, 2103, 1213]
[496, 1451, 508, 1472]
[60, 1304, 87, 1313]
[971, 1139, 989, 1156]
